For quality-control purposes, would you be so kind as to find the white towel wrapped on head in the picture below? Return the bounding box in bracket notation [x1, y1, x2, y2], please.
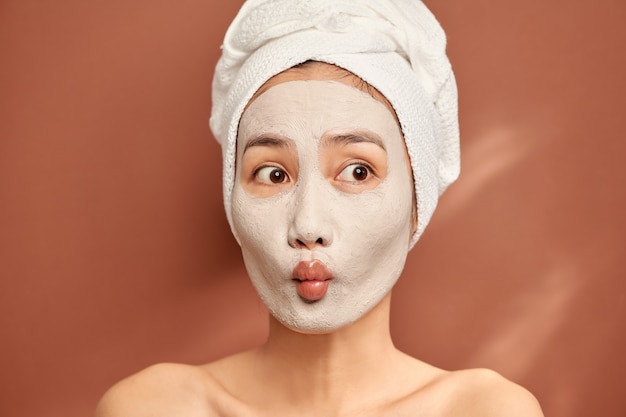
[210, 0, 459, 248]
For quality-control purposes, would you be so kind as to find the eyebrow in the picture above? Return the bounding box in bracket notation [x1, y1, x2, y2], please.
[243, 135, 292, 154]
[324, 133, 386, 151]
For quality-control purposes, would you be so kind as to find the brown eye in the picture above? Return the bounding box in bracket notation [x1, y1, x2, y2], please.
[256, 166, 289, 184]
[352, 166, 368, 180]
[337, 164, 370, 182]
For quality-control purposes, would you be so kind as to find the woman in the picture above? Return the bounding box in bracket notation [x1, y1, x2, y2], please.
[96, 1, 544, 415]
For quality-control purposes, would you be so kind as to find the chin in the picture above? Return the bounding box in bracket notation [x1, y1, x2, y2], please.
[274, 313, 356, 335]
[264, 288, 390, 335]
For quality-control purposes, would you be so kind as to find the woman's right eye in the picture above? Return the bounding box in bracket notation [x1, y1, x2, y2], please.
[255, 166, 290, 185]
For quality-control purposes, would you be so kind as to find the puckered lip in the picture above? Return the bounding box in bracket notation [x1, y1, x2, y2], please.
[292, 259, 333, 282]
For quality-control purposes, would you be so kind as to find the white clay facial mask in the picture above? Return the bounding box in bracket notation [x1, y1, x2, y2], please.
[232, 80, 414, 333]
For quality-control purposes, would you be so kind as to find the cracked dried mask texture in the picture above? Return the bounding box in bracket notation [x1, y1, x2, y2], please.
[232, 80, 414, 333]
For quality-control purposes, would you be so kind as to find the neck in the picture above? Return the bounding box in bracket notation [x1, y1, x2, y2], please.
[253, 292, 406, 412]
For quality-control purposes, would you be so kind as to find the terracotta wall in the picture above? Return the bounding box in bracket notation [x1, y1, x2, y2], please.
[1, 1, 624, 416]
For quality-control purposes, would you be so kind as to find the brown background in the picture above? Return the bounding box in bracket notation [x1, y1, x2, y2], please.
[1, 0, 625, 416]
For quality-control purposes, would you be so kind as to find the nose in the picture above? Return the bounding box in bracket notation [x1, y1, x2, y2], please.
[287, 185, 333, 250]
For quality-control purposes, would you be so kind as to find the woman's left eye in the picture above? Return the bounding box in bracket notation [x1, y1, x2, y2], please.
[336, 164, 370, 182]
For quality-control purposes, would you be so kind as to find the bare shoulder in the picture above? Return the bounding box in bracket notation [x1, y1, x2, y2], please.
[435, 368, 544, 417]
[94, 363, 218, 417]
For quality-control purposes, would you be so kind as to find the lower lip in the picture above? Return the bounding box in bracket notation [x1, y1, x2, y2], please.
[295, 279, 330, 302]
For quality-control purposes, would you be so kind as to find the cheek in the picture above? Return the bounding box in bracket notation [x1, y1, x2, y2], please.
[337, 181, 413, 250]
[231, 185, 290, 255]
[232, 187, 267, 246]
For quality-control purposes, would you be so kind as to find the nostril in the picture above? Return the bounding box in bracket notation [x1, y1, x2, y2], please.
[292, 237, 326, 249]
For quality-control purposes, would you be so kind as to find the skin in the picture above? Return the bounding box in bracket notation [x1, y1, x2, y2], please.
[231, 79, 414, 333]
[94, 62, 544, 417]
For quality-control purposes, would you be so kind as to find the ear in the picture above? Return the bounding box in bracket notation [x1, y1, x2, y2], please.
[410, 195, 418, 237]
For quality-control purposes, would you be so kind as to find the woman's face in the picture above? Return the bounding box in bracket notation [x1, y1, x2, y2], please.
[231, 73, 414, 333]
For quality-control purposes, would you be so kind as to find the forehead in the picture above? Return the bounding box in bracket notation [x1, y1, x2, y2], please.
[247, 61, 399, 123]
[239, 80, 399, 143]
